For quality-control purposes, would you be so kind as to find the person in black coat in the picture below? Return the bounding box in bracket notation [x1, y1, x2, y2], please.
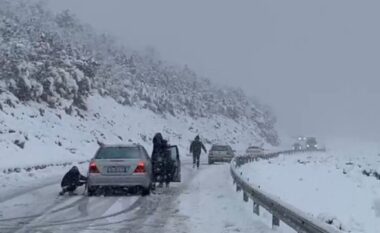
[151, 133, 172, 187]
[152, 133, 167, 158]
[59, 166, 87, 195]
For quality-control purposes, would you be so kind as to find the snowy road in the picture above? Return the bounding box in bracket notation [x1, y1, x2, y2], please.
[0, 160, 276, 233]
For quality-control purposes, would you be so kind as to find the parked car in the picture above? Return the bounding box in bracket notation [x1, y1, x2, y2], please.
[152, 144, 181, 184]
[208, 144, 235, 164]
[87, 144, 153, 196]
[87, 144, 181, 196]
[245, 146, 264, 155]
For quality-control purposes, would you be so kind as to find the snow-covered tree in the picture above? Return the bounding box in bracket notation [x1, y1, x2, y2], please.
[0, 0, 279, 145]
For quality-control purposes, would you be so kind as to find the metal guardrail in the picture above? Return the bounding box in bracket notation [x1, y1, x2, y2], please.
[2, 160, 89, 174]
[231, 149, 340, 233]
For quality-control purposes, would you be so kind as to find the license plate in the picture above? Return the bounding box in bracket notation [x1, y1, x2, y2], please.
[107, 166, 127, 173]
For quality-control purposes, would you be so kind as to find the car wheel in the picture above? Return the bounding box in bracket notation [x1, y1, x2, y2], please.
[151, 183, 156, 191]
[142, 184, 151, 196]
[87, 186, 97, 196]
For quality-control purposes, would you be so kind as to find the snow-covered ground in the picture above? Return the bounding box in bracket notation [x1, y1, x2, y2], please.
[0, 84, 284, 233]
[0, 91, 263, 169]
[0, 156, 280, 233]
[238, 149, 380, 233]
[165, 162, 281, 233]
[0, 90, 268, 191]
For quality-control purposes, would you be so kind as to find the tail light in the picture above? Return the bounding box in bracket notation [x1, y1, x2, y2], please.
[134, 162, 145, 173]
[89, 161, 100, 173]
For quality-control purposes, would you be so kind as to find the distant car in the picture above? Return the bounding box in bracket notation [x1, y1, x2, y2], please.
[208, 144, 235, 164]
[293, 137, 319, 151]
[87, 144, 153, 196]
[305, 137, 318, 150]
[245, 146, 264, 155]
[293, 142, 303, 151]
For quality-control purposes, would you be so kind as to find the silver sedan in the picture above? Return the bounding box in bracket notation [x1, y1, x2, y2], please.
[87, 144, 152, 196]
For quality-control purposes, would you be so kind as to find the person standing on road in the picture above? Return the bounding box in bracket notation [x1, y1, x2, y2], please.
[190, 135, 207, 168]
[152, 133, 172, 188]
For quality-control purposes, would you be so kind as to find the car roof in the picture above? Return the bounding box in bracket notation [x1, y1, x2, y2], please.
[100, 143, 142, 148]
[212, 144, 230, 147]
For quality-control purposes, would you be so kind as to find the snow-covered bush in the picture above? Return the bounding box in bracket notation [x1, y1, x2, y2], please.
[0, 0, 279, 145]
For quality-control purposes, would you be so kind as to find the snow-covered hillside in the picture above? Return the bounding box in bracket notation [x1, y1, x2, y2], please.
[238, 151, 380, 233]
[0, 0, 279, 158]
[0, 90, 266, 169]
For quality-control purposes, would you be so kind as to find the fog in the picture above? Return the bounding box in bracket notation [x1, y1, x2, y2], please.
[48, 0, 380, 142]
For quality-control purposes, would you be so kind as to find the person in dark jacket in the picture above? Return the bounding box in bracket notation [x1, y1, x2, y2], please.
[152, 133, 166, 157]
[59, 166, 87, 195]
[151, 133, 172, 188]
[190, 135, 207, 168]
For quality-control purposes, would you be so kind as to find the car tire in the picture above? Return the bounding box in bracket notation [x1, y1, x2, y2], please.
[151, 183, 156, 191]
[87, 186, 97, 196]
[142, 185, 151, 196]
[208, 160, 213, 165]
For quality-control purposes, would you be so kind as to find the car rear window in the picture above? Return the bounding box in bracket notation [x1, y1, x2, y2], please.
[211, 145, 229, 151]
[95, 147, 141, 159]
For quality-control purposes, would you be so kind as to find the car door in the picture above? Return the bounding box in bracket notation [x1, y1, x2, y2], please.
[167, 145, 181, 182]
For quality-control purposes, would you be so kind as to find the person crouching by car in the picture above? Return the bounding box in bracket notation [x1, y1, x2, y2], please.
[59, 166, 87, 195]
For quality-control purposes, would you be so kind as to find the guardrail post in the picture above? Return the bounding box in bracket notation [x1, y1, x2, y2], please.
[236, 184, 241, 192]
[243, 191, 248, 202]
[253, 201, 260, 215]
[272, 215, 280, 228]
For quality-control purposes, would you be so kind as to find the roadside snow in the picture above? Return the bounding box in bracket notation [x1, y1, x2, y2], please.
[239, 152, 380, 233]
[0, 91, 265, 196]
[0, 162, 89, 203]
[0, 92, 263, 170]
[165, 163, 287, 233]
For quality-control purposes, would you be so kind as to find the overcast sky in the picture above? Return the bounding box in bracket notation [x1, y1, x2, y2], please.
[48, 0, 380, 142]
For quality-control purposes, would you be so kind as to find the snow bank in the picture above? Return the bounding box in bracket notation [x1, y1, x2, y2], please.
[239, 151, 380, 233]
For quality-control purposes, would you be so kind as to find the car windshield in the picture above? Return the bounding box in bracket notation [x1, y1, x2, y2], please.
[95, 147, 141, 159]
[211, 145, 229, 151]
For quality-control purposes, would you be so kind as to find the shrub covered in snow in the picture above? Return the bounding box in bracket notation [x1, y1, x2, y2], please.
[0, 0, 279, 145]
